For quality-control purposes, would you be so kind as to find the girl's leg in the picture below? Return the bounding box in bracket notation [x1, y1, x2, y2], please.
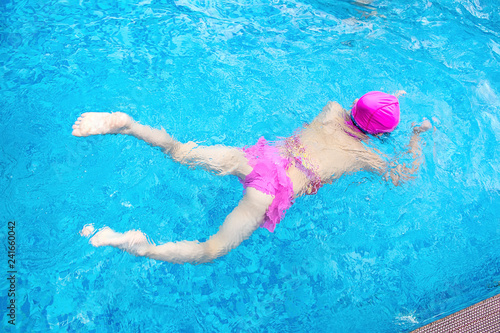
[84, 187, 274, 264]
[72, 112, 252, 178]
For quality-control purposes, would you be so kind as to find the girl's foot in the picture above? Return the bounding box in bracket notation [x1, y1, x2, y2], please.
[72, 112, 133, 137]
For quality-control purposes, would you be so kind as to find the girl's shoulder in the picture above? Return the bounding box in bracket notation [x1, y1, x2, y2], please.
[314, 101, 344, 125]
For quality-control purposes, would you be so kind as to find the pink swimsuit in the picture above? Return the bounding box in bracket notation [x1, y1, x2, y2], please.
[241, 137, 322, 232]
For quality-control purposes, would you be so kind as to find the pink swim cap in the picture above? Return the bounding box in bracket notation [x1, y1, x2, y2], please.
[351, 91, 400, 135]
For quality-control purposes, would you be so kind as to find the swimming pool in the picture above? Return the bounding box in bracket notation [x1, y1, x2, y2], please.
[1, 0, 499, 331]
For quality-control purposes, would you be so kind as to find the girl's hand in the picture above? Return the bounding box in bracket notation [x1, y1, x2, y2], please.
[394, 90, 407, 98]
[413, 119, 432, 134]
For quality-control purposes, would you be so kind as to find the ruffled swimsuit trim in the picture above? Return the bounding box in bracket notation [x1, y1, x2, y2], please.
[241, 136, 323, 232]
[241, 137, 294, 233]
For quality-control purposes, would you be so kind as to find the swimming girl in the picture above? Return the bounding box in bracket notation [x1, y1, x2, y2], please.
[73, 91, 431, 264]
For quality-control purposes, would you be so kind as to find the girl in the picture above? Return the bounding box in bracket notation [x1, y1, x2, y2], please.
[73, 91, 431, 264]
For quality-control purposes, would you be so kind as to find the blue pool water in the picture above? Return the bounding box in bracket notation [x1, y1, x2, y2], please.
[1, 0, 499, 331]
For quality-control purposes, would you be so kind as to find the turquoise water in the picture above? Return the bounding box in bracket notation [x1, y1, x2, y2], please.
[1, 0, 499, 331]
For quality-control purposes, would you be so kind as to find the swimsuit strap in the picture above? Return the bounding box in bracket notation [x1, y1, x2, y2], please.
[283, 135, 322, 195]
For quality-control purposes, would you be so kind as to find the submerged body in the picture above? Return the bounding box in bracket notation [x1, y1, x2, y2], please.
[73, 96, 430, 264]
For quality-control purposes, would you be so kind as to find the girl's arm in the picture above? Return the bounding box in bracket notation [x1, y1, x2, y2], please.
[86, 187, 274, 264]
[385, 119, 432, 185]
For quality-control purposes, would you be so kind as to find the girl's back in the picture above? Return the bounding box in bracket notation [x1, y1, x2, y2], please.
[284, 101, 385, 192]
